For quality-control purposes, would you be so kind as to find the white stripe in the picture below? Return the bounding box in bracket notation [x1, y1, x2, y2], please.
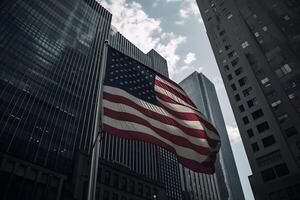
[103, 116, 209, 163]
[104, 86, 204, 130]
[156, 98, 220, 141]
[104, 99, 210, 148]
[155, 85, 193, 107]
[156, 75, 186, 96]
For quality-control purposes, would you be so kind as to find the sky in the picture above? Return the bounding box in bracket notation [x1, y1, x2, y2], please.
[98, 0, 254, 199]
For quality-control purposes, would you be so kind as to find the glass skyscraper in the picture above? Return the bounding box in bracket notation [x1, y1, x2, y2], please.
[180, 72, 244, 200]
[196, 0, 300, 199]
[0, 0, 111, 199]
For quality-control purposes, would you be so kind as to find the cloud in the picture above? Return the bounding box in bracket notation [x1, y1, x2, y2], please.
[98, 0, 186, 77]
[184, 52, 196, 64]
[226, 124, 242, 144]
[178, 0, 204, 25]
[175, 20, 184, 25]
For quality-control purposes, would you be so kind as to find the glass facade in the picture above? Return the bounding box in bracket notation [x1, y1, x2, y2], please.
[180, 72, 237, 200]
[0, 0, 111, 198]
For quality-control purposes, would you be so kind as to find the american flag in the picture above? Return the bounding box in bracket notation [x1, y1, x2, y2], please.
[102, 46, 221, 174]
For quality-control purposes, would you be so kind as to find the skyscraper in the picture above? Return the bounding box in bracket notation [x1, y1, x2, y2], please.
[196, 0, 300, 199]
[99, 29, 182, 200]
[180, 71, 244, 200]
[0, 0, 111, 199]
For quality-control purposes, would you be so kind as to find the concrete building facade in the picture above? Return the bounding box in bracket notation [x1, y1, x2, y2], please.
[196, 0, 300, 199]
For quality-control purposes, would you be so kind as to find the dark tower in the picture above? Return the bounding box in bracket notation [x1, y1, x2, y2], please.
[196, 0, 300, 199]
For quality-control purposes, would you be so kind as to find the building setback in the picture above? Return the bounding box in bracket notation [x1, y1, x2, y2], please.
[196, 0, 300, 199]
[180, 72, 244, 200]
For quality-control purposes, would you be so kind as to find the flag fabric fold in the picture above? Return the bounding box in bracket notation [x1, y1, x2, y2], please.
[102, 46, 221, 174]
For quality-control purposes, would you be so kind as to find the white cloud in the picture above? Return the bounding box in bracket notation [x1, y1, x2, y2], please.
[175, 20, 184, 25]
[184, 52, 196, 64]
[179, 9, 189, 19]
[226, 124, 242, 144]
[98, 0, 186, 77]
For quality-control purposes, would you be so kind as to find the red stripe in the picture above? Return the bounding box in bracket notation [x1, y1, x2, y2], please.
[103, 124, 215, 174]
[155, 79, 196, 107]
[156, 93, 219, 134]
[156, 74, 186, 93]
[103, 92, 219, 148]
[104, 107, 211, 155]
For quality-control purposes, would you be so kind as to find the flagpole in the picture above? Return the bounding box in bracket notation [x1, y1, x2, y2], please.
[87, 40, 109, 200]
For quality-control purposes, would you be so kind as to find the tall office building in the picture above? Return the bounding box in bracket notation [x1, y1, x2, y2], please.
[196, 0, 300, 199]
[101, 29, 182, 200]
[0, 0, 112, 199]
[180, 72, 244, 200]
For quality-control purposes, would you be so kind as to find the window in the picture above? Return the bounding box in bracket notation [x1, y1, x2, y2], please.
[224, 65, 229, 71]
[113, 173, 119, 187]
[283, 15, 290, 21]
[228, 51, 237, 58]
[261, 77, 271, 87]
[252, 142, 259, 152]
[235, 94, 241, 101]
[145, 185, 151, 198]
[252, 109, 264, 120]
[238, 77, 247, 87]
[227, 74, 233, 80]
[288, 93, 295, 99]
[103, 190, 110, 200]
[231, 58, 239, 67]
[281, 64, 292, 74]
[247, 98, 258, 108]
[271, 100, 281, 109]
[256, 150, 281, 167]
[227, 13, 233, 19]
[257, 122, 270, 133]
[104, 170, 111, 185]
[254, 32, 260, 37]
[285, 127, 298, 137]
[129, 180, 135, 193]
[238, 105, 245, 112]
[225, 44, 232, 50]
[241, 41, 249, 48]
[275, 64, 292, 77]
[262, 26, 268, 31]
[137, 183, 143, 196]
[243, 87, 252, 97]
[231, 83, 237, 91]
[247, 129, 254, 137]
[277, 113, 288, 123]
[262, 135, 275, 147]
[274, 163, 289, 177]
[112, 193, 118, 200]
[219, 30, 226, 36]
[121, 177, 127, 191]
[261, 168, 276, 182]
[235, 68, 243, 76]
[243, 116, 249, 124]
